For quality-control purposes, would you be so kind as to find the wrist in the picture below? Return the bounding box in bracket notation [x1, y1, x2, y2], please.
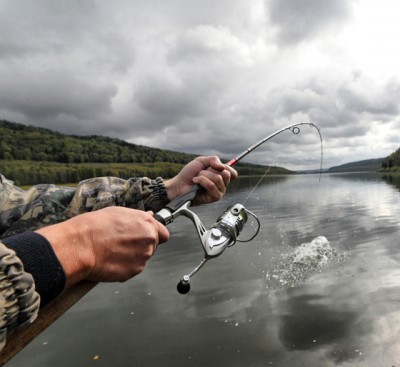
[36, 220, 94, 289]
[164, 177, 179, 202]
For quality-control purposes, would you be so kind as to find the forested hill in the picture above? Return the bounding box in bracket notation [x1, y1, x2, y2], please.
[328, 158, 384, 173]
[0, 119, 195, 164]
[328, 147, 400, 173]
[381, 147, 400, 170]
[0, 120, 291, 185]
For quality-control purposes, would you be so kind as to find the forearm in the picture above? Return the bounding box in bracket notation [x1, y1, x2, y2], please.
[36, 206, 170, 288]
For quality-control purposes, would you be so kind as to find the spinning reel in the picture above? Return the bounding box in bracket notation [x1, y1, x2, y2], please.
[155, 188, 260, 294]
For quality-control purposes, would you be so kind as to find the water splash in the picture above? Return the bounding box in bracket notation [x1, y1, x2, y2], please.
[266, 236, 347, 288]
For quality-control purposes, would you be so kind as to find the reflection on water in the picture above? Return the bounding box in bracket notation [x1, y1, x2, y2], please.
[381, 173, 400, 192]
[8, 173, 400, 367]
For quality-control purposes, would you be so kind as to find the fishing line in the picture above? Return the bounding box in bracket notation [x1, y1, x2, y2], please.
[241, 127, 298, 206]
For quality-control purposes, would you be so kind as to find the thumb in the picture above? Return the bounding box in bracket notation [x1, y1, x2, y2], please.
[148, 211, 170, 243]
[155, 220, 170, 244]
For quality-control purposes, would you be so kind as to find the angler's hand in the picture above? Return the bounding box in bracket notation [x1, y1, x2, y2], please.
[165, 156, 238, 205]
[36, 207, 170, 288]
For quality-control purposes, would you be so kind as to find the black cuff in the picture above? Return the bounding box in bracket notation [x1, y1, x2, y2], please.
[3, 231, 66, 307]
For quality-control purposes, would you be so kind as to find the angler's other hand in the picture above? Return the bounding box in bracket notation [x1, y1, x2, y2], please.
[165, 156, 238, 205]
[36, 206, 170, 288]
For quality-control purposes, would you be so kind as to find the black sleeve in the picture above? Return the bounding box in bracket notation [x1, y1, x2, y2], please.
[2, 231, 66, 307]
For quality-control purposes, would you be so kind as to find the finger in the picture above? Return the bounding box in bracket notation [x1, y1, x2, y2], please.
[194, 170, 226, 194]
[199, 156, 238, 182]
[196, 156, 225, 172]
[224, 165, 238, 179]
[193, 177, 223, 203]
[220, 168, 233, 187]
[200, 167, 231, 188]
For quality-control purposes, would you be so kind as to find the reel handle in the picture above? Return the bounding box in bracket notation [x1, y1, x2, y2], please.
[154, 184, 201, 225]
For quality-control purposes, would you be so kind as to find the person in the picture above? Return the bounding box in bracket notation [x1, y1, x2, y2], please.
[0, 156, 237, 351]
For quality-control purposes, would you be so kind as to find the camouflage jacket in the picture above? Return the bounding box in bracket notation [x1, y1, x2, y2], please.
[0, 173, 169, 351]
[0, 174, 169, 238]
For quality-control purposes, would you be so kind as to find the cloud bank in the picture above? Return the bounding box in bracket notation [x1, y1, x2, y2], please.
[0, 0, 399, 169]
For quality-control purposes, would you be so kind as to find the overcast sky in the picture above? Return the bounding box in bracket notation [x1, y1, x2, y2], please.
[1, 0, 399, 169]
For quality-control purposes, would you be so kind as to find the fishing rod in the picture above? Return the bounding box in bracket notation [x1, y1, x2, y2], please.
[0, 123, 322, 365]
[155, 122, 322, 294]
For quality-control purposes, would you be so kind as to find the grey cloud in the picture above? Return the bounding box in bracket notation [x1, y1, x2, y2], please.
[387, 130, 400, 145]
[267, 0, 352, 45]
[129, 24, 255, 145]
[135, 74, 211, 121]
[0, 0, 134, 133]
[167, 25, 251, 66]
[337, 79, 400, 117]
[0, 1, 135, 72]
[211, 73, 400, 167]
[0, 70, 117, 125]
[0, 1, 95, 57]
[0, 0, 398, 169]
[269, 74, 400, 130]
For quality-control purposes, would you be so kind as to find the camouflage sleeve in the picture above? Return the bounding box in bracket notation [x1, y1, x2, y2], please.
[0, 241, 41, 352]
[0, 174, 169, 237]
[0, 174, 169, 350]
[65, 176, 169, 216]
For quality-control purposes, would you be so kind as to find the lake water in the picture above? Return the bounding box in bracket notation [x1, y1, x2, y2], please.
[8, 173, 400, 367]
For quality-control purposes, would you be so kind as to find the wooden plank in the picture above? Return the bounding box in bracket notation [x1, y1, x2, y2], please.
[0, 280, 97, 366]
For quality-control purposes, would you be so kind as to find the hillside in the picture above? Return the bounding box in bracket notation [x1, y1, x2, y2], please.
[381, 147, 400, 171]
[0, 120, 291, 185]
[0, 119, 195, 164]
[329, 146, 400, 173]
[328, 158, 384, 173]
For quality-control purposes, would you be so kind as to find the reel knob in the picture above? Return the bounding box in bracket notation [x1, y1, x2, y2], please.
[177, 280, 191, 294]
[177, 275, 191, 294]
